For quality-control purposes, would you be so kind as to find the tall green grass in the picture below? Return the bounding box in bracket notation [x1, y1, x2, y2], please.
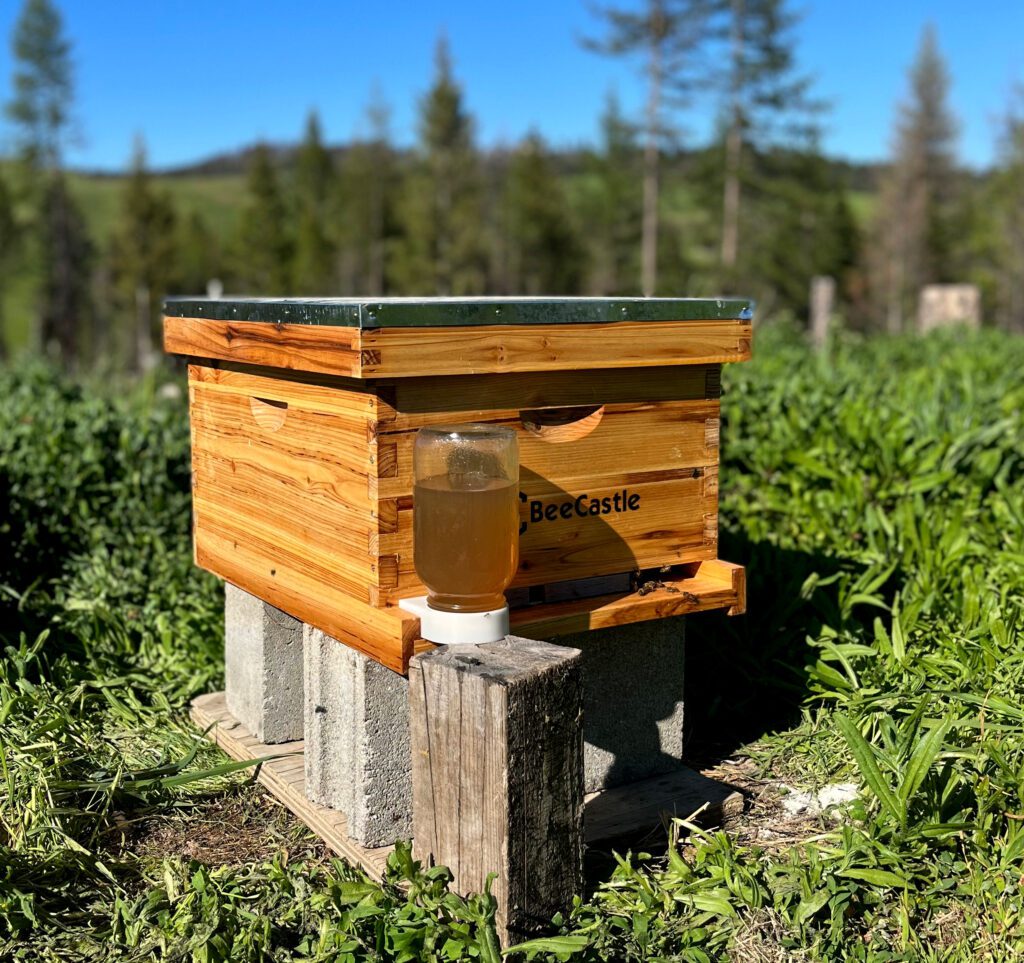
[0, 325, 1021, 960]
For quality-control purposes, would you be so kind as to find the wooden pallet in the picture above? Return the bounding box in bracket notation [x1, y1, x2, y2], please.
[190, 691, 743, 881]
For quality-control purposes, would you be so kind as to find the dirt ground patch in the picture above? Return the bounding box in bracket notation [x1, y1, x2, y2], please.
[121, 786, 330, 867]
[700, 757, 845, 849]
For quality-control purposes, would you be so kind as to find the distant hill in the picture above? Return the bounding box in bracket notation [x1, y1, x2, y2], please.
[73, 140, 887, 190]
[159, 143, 353, 178]
[53, 140, 887, 271]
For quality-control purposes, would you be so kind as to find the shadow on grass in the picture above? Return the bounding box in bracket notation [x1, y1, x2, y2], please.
[683, 528, 876, 768]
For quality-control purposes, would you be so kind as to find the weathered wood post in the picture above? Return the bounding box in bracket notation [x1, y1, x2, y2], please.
[408, 637, 584, 944]
[809, 275, 835, 352]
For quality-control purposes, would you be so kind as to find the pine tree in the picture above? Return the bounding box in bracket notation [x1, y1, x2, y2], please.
[174, 210, 220, 297]
[233, 144, 292, 293]
[37, 173, 92, 364]
[714, 0, 818, 278]
[5, 0, 90, 362]
[0, 172, 18, 357]
[986, 91, 1024, 330]
[482, 144, 513, 294]
[5, 0, 72, 171]
[108, 138, 178, 370]
[393, 37, 486, 296]
[583, 93, 642, 294]
[292, 111, 337, 294]
[746, 145, 860, 317]
[584, 0, 716, 295]
[869, 25, 959, 332]
[338, 90, 397, 294]
[503, 133, 585, 295]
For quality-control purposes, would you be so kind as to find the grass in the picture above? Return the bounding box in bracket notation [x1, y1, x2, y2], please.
[0, 322, 1022, 960]
[0, 169, 246, 354]
[65, 171, 247, 249]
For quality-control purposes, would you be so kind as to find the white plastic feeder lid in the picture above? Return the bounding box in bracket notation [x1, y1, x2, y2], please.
[399, 596, 510, 645]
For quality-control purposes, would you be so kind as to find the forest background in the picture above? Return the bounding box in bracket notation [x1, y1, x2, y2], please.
[0, 0, 1023, 372]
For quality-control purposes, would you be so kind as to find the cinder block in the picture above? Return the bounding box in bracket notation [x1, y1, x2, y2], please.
[559, 616, 686, 793]
[303, 626, 412, 847]
[224, 584, 303, 744]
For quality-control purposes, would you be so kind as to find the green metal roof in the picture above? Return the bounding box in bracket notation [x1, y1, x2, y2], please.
[163, 296, 754, 328]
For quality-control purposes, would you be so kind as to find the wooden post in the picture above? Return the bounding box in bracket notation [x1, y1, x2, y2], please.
[809, 275, 835, 351]
[408, 637, 584, 943]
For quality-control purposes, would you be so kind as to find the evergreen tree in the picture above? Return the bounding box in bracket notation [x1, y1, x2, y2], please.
[869, 25, 959, 332]
[393, 37, 486, 296]
[503, 133, 585, 295]
[233, 144, 292, 293]
[745, 145, 860, 317]
[5, 0, 72, 170]
[713, 0, 817, 278]
[338, 89, 397, 294]
[584, 0, 716, 295]
[292, 111, 337, 294]
[583, 93, 642, 294]
[5, 0, 90, 363]
[482, 143, 513, 294]
[0, 172, 17, 357]
[174, 210, 220, 297]
[108, 138, 178, 370]
[37, 173, 92, 364]
[986, 91, 1024, 330]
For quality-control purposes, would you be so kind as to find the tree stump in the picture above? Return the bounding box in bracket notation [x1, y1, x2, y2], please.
[408, 637, 584, 943]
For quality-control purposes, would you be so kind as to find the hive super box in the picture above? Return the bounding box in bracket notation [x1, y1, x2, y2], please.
[164, 297, 752, 673]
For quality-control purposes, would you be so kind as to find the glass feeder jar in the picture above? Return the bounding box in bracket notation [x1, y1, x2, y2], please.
[412, 424, 519, 614]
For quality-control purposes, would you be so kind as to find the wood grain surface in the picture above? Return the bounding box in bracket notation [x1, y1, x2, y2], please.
[409, 639, 584, 942]
[359, 320, 751, 377]
[166, 315, 750, 378]
[166, 317, 362, 377]
[508, 560, 746, 638]
[378, 365, 718, 430]
[379, 475, 717, 603]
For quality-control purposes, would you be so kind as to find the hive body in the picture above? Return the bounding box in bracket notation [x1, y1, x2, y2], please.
[167, 297, 752, 672]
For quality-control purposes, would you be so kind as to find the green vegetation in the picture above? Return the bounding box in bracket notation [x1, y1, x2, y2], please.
[2, 323, 1022, 959]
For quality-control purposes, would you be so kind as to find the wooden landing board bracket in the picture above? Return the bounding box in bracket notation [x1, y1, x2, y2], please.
[189, 691, 743, 882]
[509, 558, 745, 638]
[391, 558, 746, 657]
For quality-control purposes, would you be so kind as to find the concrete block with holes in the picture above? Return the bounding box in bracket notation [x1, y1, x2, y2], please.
[303, 625, 412, 847]
[560, 615, 687, 793]
[224, 583, 304, 744]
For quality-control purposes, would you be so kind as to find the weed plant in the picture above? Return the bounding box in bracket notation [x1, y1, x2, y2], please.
[0, 325, 1021, 960]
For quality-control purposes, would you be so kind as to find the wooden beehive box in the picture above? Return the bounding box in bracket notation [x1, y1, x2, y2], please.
[164, 297, 752, 673]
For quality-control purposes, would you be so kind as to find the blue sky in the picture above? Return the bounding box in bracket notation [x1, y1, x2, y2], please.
[0, 0, 1020, 172]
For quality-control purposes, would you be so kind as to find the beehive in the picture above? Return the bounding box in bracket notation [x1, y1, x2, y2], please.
[164, 297, 752, 672]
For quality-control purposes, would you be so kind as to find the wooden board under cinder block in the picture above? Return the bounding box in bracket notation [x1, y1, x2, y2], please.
[190, 691, 393, 879]
[585, 768, 744, 845]
[190, 691, 743, 884]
